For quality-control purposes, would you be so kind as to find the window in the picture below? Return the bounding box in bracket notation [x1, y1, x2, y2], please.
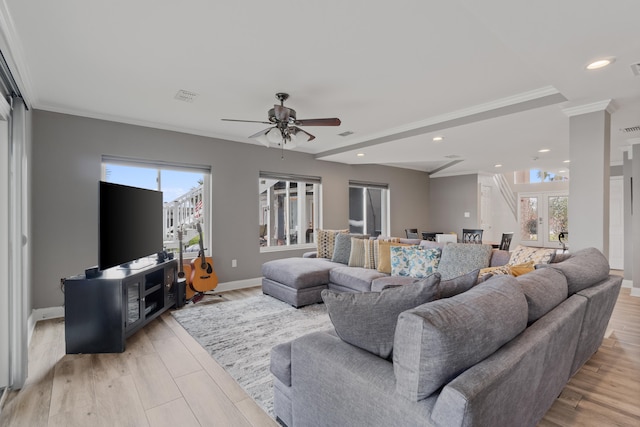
[259, 172, 321, 250]
[514, 169, 569, 184]
[349, 181, 389, 237]
[101, 157, 211, 259]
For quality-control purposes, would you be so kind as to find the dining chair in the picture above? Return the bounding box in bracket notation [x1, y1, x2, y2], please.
[405, 228, 419, 239]
[499, 232, 514, 251]
[462, 228, 484, 244]
[421, 232, 440, 242]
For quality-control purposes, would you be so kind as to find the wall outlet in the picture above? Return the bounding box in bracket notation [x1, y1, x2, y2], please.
[464, 212, 470, 218]
[232, 259, 237, 268]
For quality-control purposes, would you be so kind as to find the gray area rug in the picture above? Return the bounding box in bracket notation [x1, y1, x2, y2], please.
[171, 294, 332, 418]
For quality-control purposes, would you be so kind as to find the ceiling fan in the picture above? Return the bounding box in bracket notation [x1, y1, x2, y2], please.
[222, 93, 341, 149]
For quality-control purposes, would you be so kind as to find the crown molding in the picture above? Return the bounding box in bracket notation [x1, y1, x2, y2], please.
[562, 99, 615, 117]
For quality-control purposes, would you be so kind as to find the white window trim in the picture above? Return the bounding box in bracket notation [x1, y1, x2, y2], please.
[101, 156, 211, 259]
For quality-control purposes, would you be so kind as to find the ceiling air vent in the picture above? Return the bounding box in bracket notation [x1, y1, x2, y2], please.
[621, 125, 640, 134]
[174, 89, 198, 103]
[338, 131, 354, 137]
[631, 63, 640, 77]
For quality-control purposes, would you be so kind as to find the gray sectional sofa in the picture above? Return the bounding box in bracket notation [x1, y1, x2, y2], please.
[262, 240, 511, 307]
[269, 247, 622, 427]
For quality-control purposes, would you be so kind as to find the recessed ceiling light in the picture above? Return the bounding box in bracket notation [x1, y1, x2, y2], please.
[563, 159, 570, 163]
[538, 148, 550, 153]
[433, 136, 444, 142]
[586, 57, 615, 70]
[356, 153, 365, 157]
[494, 164, 502, 168]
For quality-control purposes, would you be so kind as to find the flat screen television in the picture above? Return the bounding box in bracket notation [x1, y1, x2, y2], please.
[99, 181, 163, 271]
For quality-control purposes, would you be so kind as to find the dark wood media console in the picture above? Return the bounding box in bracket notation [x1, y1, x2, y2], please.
[64, 259, 177, 353]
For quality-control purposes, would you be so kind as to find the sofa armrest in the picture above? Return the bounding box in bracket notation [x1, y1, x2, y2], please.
[570, 275, 622, 375]
[290, 331, 437, 426]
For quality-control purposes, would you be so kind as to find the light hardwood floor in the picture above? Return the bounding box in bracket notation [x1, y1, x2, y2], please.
[1, 284, 639, 427]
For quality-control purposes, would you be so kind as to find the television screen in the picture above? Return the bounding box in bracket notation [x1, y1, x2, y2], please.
[99, 181, 163, 271]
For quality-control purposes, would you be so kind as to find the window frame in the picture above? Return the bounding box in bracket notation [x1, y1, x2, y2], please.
[259, 171, 321, 253]
[348, 180, 390, 238]
[101, 156, 212, 260]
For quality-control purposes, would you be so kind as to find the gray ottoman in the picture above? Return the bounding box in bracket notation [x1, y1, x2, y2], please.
[261, 258, 342, 307]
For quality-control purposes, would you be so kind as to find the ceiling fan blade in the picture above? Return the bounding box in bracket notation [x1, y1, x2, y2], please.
[274, 105, 290, 122]
[291, 126, 315, 142]
[248, 127, 274, 139]
[294, 118, 341, 126]
[221, 118, 272, 125]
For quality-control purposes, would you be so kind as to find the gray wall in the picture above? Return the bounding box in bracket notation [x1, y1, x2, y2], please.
[31, 110, 430, 309]
[428, 174, 479, 235]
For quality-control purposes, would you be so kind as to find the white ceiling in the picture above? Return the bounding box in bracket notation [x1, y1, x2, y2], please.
[2, 0, 639, 176]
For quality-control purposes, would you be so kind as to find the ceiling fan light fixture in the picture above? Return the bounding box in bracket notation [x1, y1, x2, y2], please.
[267, 128, 283, 144]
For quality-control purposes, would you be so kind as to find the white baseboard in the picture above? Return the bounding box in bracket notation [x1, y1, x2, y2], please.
[215, 277, 262, 293]
[631, 287, 640, 298]
[622, 279, 633, 288]
[28, 306, 64, 345]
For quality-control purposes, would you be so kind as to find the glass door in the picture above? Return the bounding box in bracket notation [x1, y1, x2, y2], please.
[518, 192, 568, 248]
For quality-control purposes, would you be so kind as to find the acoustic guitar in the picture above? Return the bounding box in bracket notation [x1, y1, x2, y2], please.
[189, 222, 219, 294]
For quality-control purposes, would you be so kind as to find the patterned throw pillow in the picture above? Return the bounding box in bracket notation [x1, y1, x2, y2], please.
[316, 229, 348, 259]
[480, 261, 536, 277]
[408, 247, 441, 278]
[390, 246, 441, 278]
[363, 239, 377, 269]
[509, 245, 556, 265]
[348, 237, 367, 267]
[479, 264, 512, 276]
[377, 241, 412, 274]
[437, 243, 493, 280]
[390, 246, 412, 277]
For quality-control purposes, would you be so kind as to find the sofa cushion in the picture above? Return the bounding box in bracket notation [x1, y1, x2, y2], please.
[332, 233, 367, 264]
[321, 275, 441, 359]
[370, 275, 418, 292]
[394, 275, 528, 401]
[436, 243, 493, 280]
[516, 268, 568, 324]
[390, 246, 441, 278]
[261, 257, 342, 289]
[329, 266, 388, 292]
[509, 245, 556, 265]
[536, 247, 610, 295]
[438, 268, 480, 298]
[316, 229, 348, 259]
